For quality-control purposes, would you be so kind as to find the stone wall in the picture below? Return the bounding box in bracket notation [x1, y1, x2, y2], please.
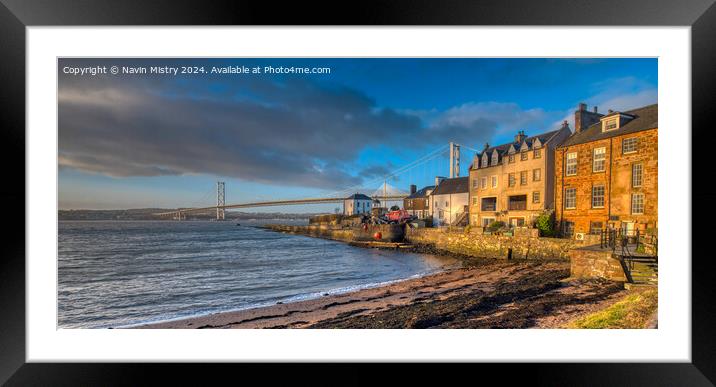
[554, 127, 658, 235]
[405, 227, 580, 260]
[569, 248, 627, 281]
[265, 224, 355, 242]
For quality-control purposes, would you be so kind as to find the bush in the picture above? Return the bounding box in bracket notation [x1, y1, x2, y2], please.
[535, 212, 556, 237]
[390, 205, 400, 211]
[487, 221, 506, 232]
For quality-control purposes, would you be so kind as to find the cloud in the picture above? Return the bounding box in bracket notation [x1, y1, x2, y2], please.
[58, 72, 429, 189]
[429, 102, 549, 141]
[58, 65, 548, 190]
[550, 76, 658, 129]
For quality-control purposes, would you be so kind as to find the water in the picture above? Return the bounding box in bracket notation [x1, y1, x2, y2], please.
[58, 220, 458, 328]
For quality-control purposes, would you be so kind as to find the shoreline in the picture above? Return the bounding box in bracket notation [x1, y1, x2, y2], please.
[121, 268, 447, 329]
[136, 259, 632, 329]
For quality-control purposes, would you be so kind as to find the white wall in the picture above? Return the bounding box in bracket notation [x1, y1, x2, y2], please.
[344, 199, 372, 215]
[432, 193, 469, 226]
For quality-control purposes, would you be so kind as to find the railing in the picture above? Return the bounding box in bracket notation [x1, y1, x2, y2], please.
[599, 228, 657, 259]
[508, 202, 527, 211]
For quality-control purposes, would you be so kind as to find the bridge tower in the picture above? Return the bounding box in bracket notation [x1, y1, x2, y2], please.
[216, 181, 225, 220]
[449, 142, 460, 178]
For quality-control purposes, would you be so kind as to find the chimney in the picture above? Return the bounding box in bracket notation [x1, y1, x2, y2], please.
[561, 120, 569, 129]
[514, 130, 527, 143]
[574, 102, 603, 133]
[435, 176, 445, 187]
[608, 109, 614, 114]
[483, 142, 490, 152]
[410, 184, 417, 194]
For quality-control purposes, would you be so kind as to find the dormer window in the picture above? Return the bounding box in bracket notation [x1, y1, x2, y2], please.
[604, 118, 618, 131]
[481, 154, 488, 167]
[491, 151, 499, 166]
[600, 112, 635, 132]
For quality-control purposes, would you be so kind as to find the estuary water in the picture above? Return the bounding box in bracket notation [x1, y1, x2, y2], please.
[58, 220, 458, 328]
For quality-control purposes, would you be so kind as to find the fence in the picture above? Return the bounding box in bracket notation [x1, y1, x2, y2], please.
[599, 228, 657, 257]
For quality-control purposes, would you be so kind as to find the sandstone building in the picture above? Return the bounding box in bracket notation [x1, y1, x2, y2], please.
[554, 103, 658, 237]
[468, 126, 572, 228]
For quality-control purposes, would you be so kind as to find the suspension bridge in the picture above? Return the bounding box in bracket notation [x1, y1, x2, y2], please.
[155, 142, 480, 220]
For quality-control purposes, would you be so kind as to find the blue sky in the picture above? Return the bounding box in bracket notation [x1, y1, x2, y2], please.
[58, 58, 657, 211]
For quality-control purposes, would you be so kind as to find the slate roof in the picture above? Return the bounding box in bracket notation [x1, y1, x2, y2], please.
[406, 185, 435, 199]
[431, 177, 469, 195]
[558, 104, 657, 147]
[477, 127, 568, 165]
[346, 193, 372, 200]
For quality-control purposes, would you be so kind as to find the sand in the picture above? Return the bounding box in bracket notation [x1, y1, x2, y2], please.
[136, 260, 628, 329]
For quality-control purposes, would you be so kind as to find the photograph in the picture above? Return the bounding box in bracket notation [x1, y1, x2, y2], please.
[57, 57, 659, 330]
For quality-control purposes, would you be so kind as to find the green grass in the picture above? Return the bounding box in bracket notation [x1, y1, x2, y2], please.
[566, 288, 658, 329]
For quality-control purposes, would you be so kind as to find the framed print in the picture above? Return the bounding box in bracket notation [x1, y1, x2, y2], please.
[1, 0, 715, 384]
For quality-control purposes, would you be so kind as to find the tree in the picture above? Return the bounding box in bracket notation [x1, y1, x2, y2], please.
[535, 211, 556, 237]
[390, 205, 400, 211]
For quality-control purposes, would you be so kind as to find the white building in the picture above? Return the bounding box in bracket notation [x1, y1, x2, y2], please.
[431, 176, 469, 226]
[343, 193, 373, 215]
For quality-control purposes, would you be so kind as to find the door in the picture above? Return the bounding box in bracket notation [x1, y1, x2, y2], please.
[622, 221, 635, 237]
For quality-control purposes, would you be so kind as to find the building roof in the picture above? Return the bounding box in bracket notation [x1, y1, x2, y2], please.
[406, 185, 435, 199]
[474, 127, 569, 168]
[431, 177, 469, 195]
[346, 193, 372, 201]
[559, 104, 657, 147]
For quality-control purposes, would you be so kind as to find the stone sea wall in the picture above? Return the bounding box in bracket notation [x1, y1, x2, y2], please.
[404, 228, 580, 260]
[569, 248, 627, 282]
[265, 224, 355, 242]
[266, 224, 628, 280]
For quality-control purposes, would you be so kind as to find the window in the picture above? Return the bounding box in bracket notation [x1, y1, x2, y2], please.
[533, 148, 541, 159]
[592, 185, 605, 208]
[472, 179, 478, 188]
[533, 191, 540, 204]
[508, 195, 527, 210]
[509, 154, 515, 163]
[481, 177, 487, 189]
[521, 152, 528, 161]
[564, 188, 576, 209]
[445, 201, 449, 207]
[491, 176, 498, 188]
[481, 197, 497, 211]
[563, 221, 575, 237]
[566, 152, 577, 176]
[472, 197, 478, 205]
[631, 193, 644, 214]
[589, 221, 603, 235]
[482, 217, 495, 227]
[632, 163, 643, 187]
[622, 137, 638, 154]
[425, 199, 428, 206]
[593, 147, 606, 172]
[604, 118, 617, 131]
[533, 168, 541, 182]
[508, 173, 516, 187]
[520, 171, 528, 185]
[491, 152, 499, 165]
[482, 154, 488, 166]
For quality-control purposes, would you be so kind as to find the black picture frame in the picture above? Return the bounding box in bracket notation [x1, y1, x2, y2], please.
[1, 0, 714, 384]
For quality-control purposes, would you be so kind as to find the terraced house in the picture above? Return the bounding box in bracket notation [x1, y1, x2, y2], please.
[468, 126, 572, 228]
[554, 103, 658, 238]
[403, 184, 435, 219]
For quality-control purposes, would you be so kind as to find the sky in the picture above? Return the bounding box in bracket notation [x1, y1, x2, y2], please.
[58, 58, 657, 212]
